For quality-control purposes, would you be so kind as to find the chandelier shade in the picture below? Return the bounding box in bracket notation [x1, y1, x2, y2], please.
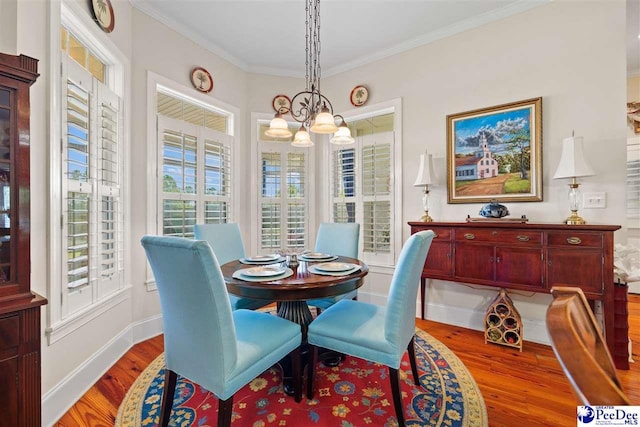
[267, 0, 353, 145]
[265, 113, 293, 138]
[292, 126, 314, 147]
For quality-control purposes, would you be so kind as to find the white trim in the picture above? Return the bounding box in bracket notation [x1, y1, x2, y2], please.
[47, 0, 132, 338]
[41, 314, 164, 426]
[325, 98, 403, 266]
[145, 71, 240, 282]
[323, 1, 550, 77]
[130, 0, 549, 78]
[423, 300, 550, 345]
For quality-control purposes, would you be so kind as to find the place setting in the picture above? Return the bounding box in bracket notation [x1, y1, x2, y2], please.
[298, 251, 338, 262]
[239, 253, 286, 265]
[232, 264, 293, 282]
[307, 261, 361, 276]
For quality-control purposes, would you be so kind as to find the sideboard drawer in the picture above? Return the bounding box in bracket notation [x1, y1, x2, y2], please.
[547, 231, 602, 248]
[455, 228, 542, 245]
[430, 228, 452, 241]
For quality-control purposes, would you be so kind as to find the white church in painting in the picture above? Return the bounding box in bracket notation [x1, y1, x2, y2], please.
[455, 133, 500, 181]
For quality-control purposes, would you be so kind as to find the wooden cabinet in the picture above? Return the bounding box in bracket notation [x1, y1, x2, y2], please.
[0, 52, 47, 426]
[453, 228, 544, 289]
[408, 221, 627, 369]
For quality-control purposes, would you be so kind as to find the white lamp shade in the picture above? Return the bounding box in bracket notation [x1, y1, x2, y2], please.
[553, 136, 595, 179]
[310, 111, 338, 134]
[330, 125, 354, 145]
[265, 116, 293, 138]
[292, 128, 314, 147]
[413, 154, 436, 186]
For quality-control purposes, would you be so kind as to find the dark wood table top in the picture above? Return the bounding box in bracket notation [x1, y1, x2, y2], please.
[221, 256, 369, 302]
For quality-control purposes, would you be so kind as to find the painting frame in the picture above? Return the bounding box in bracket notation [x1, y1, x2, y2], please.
[446, 97, 542, 204]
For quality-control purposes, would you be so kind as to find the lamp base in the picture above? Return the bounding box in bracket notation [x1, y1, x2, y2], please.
[420, 211, 433, 222]
[564, 211, 586, 225]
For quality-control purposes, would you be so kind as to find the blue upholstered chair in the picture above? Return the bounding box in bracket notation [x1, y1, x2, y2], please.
[141, 235, 302, 427]
[306, 222, 360, 312]
[306, 230, 435, 427]
[194, 223, 271, 310]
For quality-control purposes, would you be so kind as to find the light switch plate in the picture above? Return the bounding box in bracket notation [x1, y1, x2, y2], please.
[583, 192, 606, 208]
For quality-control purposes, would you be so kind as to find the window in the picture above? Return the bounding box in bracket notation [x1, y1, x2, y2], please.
[156, 90, 234, 237]
[257, 126, 311, 251]
[330, 110, 398, 266]
[53, 19, 126, 328]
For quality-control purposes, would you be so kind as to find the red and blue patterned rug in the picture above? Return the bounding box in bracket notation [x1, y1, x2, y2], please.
[116, 328, 486, 426]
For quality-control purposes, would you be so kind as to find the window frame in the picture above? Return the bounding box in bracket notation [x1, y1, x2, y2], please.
[322, 99, 402, 268]
[46, 0, 131, 344]
[145, 72, 240, 290]
[249, 113, 316, 255]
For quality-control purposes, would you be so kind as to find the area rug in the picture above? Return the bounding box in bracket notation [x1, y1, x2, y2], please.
[115, 328, 486, 427]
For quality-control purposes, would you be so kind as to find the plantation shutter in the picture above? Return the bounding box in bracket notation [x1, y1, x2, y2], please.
[362, 140, 392, 255]
[330, 130, 395, 266]
[61, 57, 124, 317]
[158, 116, 233, 237]
[260, 151, 282, 249]
[259, 146, 309, 251]
[286, 152, 306, 249]
[96, 83, 123, 297]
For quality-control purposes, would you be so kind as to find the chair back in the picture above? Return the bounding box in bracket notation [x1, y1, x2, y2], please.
[141, 235, 237, 394]
[315, 222, 360, 258]
[195, 223, 246, 265]
[384, 230, 435, 346]
[547, 286, 631, 405]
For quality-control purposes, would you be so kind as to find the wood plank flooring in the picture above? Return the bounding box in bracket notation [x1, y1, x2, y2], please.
[55, 294, 640, 427]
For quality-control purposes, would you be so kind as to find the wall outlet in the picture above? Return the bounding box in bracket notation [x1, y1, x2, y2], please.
[583, 191, 606, 208]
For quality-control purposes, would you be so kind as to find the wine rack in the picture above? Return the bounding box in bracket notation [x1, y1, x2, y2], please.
[484, 288, 522, 351]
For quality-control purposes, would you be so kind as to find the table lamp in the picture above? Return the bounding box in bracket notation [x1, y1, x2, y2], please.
[552, 134, 595, 225]
[413, 153, 436, 222]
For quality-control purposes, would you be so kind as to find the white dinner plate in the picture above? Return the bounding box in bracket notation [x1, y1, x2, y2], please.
[313, 262, 355, 272]
[244, 254, 280, 262]
[240, 266, 286, 277]
[302, 252, 333, 259]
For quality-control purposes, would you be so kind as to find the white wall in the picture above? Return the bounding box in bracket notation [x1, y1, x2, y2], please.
[5, 0, 629, 423]
[319, 0, 628, 340]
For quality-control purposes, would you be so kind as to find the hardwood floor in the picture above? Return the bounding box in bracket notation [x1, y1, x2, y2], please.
[55, 294, 640, 427]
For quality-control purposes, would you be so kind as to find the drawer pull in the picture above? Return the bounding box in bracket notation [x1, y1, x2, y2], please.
[567, 237, 582, 245]
[464, 233, 475, 240]
[516, 235, 530, 242]
[433, 233, 439, 238]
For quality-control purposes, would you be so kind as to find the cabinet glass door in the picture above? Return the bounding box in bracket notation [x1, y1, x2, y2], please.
[0, 88, 11, 284]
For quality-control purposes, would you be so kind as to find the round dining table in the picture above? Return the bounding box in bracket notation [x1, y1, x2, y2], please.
[220, 256, 369, 338]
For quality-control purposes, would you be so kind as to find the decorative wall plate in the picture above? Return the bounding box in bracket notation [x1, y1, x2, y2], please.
[190, 67, 214, 93]
[272, 94, 291, 114]
[350, 85, 369, 107]
[91, 0, 115, 33]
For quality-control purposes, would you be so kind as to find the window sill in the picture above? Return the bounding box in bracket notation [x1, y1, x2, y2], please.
[45, 286, 132, 345]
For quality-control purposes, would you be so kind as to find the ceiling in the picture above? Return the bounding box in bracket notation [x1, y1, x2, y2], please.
[131, 0, 639, 78]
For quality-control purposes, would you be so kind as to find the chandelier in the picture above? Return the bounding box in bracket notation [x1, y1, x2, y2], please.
[266, 0, 354, 147]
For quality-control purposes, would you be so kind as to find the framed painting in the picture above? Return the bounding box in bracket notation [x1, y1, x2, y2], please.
[446, 97, 542, 204]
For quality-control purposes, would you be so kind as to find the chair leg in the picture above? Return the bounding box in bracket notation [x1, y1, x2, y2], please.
[389, 367, 406, 427]
[407, 336, 420, 386]
[218, 396, 234, 427]
[291, 347, 302, 402]
[306, 344, 318, 400]
[159, 369, 177, 427]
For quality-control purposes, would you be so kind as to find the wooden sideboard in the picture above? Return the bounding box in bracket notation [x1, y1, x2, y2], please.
[408, 221, 628, 370]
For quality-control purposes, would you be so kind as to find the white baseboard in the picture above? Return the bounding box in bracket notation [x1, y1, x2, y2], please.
[422, 299, 550, 345]
[358, 290, 551, 346]
[42, 315, 164, 426]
